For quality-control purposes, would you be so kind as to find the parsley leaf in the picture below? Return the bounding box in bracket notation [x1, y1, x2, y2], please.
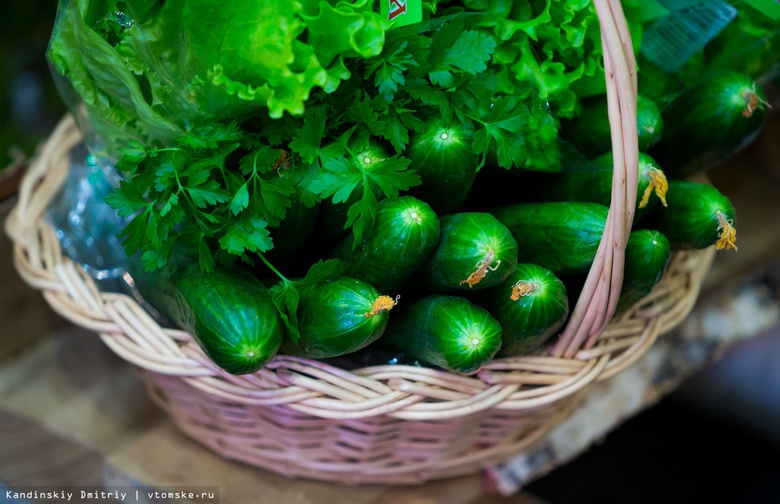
[471, 96, 530, 169]
[267, 259, 347, 343]
[445, 31, 497, 75]
[308, 154, 363, 205]
[298, 259, 348, 286]
[364, 155, 419, 198]
[219, 217, 274, 256]
[289, 108, 326, 165]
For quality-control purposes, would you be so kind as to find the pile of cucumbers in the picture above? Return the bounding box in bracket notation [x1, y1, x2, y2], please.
[141, 71, 768, 376]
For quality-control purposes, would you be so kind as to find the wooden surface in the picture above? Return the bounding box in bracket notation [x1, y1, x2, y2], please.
[1, 113, 780, 502]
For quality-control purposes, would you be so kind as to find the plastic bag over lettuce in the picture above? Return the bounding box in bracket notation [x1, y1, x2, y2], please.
[48, 0, 388, 162]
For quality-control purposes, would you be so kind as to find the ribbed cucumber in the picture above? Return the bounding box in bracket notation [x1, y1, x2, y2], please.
[282, 277, 394, 359]
[336, 196, 440, 293]
[564, 95, 664, 158]
[491, 202, 609, 275]
[481, 264, 569, 356]
[650, 72, 770, 178]
[418, 213, 518, 292]
[267, 192, 320, 264]
[518, 152, 668, 220]
[385, 295, 503, 373]
[138, 262, 284, 375]
[617, 230, 671, 312]
[406, 121, 478, 214]
[644, 180, 738, 251]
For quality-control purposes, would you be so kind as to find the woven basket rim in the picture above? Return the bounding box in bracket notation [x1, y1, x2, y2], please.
[4, 114, 715, 420]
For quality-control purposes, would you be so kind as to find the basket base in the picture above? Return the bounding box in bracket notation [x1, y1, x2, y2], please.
[141, 371, 577, 486]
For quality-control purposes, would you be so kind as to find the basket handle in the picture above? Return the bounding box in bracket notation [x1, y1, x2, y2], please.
[552, 0, 639, 358]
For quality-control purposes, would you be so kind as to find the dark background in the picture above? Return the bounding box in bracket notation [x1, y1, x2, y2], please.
[1, 0, 64, 170]
[3, 3, 780, 504]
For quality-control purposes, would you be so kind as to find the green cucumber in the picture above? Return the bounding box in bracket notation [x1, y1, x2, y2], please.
[519, 152, 669, 220]
[481, 264, 569, 357]
[564, 95, 664, 158]
[282, 277, 394, 359]
[491, 202, 609, 275]
[336, 196, 440, 293]
[419, 213, 518, 291]
[267, 193, 320, 263]
[617, 230, 671, 312]
[650, 72, 770, 178]
[138, 262, 284, 375]
[644, 180, 738, 251]
[385, 295, 503, 373]
[406, 121, 478, 214]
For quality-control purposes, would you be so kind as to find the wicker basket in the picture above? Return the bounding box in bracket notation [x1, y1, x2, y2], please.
[6, 1, 716, 486]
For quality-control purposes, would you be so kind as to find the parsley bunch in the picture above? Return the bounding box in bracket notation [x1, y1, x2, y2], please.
[101, 12, 535, 275]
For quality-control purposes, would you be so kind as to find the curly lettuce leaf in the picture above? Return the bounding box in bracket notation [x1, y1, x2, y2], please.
[301, 1, 388, 66]
[47, 0, 185, 158]
[48, 0, 390, 161]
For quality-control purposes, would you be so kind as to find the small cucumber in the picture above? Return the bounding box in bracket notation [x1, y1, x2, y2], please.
[385, 295, 503, 373]
[282, 277, 395, 359]
[481, 264, 569, 357]
[564, 95, 664, 158]
[617, 230, 671, 312]
[267, 192, 320, 264]
[644, 180, 738, 251]
[419, 213, 518, 291]
[650, 72, 770, 178]
[138, 262, 284, 375]
[517, 152, 669, 221]
[491, 202, 609, 275]
[335, 196, 440, 293]
[406, 121, 478, 214]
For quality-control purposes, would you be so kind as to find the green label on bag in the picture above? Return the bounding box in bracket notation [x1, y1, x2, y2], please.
[381, 0, 423, 28]
[641, 0, 737, 73]
[743, 0, 780, 20]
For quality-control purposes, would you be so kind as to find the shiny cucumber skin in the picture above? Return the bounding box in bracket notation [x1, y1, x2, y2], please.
[419, 212, 518, 291]
[337, 196, 441, 294]
[522, 152, 668, 221]
[617, 229, 671, 313]
[406, 122, 479, 215]
[267, 193, 320, 263]
[385, 295, 503, 374]
[650, 72, 769, 178]
[644, 180, 737, 251]
[282, 277, 393, 359]
[482, 263, 569, 357]
[145, 263, 284, 375]
[565, 94, 664, 158]
[491, 201, 609, 276]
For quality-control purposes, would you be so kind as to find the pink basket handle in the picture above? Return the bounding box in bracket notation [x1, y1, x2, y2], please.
[552, 0, 639, 358]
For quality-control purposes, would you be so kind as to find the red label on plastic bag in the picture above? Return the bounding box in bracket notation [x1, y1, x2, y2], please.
[381, 0, 423, 27]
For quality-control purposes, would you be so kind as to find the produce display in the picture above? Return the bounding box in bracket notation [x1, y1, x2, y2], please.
[46, 0, 775, 375]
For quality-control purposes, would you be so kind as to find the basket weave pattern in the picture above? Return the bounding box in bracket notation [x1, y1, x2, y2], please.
[5, 115, 714, 484]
